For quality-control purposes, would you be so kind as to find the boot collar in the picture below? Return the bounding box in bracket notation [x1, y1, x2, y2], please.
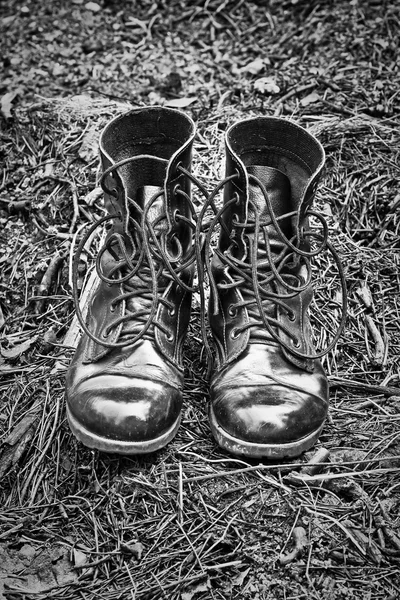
[223, 117, 325, 249]
[98, 106, 196, 237]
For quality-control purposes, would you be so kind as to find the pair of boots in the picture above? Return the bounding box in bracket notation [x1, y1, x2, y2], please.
[65, 107, 345, 459]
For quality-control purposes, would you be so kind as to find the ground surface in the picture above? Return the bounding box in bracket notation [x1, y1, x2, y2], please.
[1, 0, 400, 599]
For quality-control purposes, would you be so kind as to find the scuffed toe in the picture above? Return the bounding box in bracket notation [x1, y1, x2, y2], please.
[67, 374, 182, 454]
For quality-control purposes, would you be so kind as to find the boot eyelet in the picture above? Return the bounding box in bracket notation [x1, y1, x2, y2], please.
[288, 311, 296, 322]
[233, 192, 240, 205]
[173, 183, 181, 196]
[230, 328, 240, 340]
[292, 338, 301, 349]
[168, 306, 176, 317]
[166, 331, 175, 342]
[219, 280, 227, 294]
[232, 212, 240, 225]
[109, 303, 115, 313]
[173, 209, 181, 224]
[228, 305, 237, 317]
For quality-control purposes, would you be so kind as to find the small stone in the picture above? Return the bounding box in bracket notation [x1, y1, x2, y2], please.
[85, 2, 101, 11]
[19, 544, 36, 560]
[52, 63, 64, 76]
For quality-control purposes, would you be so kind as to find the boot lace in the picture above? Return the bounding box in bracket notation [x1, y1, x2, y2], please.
[197, 172, 347, 362]
[72, 157, 205, 349]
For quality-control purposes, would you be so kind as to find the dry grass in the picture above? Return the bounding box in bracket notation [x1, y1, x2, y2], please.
[1, 1, 400, 599]
[1, 94, 399, 600]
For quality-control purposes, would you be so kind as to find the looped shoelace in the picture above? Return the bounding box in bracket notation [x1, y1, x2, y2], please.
[72, 157, 208, 350]
[196, 171, 347, 363]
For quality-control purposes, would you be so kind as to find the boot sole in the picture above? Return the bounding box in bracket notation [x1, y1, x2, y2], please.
[209, 405, 324, 459]
[66, 407, 181, 455]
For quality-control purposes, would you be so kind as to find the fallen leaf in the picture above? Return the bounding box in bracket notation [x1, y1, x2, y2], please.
[148, 91, 165, 105]
[43, 161, 55, 177]
[342, 520, 383, 565]
[356, 282, 373, 309]
[279, 526, 308, 565]
[374, 38, 389, 49]
[83, 186, 103, 205]
[73, 548, 88, 568]
[3, 409, 40, 446]
[51, 547, 79, 585]
[181, 581, 209, 600]
[300, 92, 321, 106]
[253, 76, 280, 95]
[1, 90, 20, 119]
[79, 128, 99, 162]
[1, 336, 37, 359]
[232, 567, 251, 586]
[51, 360, 68, 374]
[165, 97, 197, 108]
[120, 541, 143, 559]
[241, 58, 265, 75]
[242, 496, 257, 509]
[0, 409, 40, 478]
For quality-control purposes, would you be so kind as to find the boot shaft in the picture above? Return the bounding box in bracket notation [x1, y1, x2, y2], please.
[100, 107, 196, 256]
[209, 117, 327, 372]
[219, 117, 325, 254]
[72, 107, 197, 365]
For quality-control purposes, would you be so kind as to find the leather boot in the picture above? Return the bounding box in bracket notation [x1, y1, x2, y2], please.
[207, 116, 345, 459]
[65, 107, 196, 454]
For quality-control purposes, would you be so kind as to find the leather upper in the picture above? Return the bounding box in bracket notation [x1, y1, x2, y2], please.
[208, 117, 329, 454]
[66, 107, 196, 450]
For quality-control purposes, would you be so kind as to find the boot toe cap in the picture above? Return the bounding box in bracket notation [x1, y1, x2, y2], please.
[210, 383, 328, 458]
[209, 343, 328, 458]
[67, 374, 181, 454]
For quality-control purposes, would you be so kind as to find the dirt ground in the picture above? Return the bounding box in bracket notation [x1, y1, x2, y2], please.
[1, 0, 400, 599]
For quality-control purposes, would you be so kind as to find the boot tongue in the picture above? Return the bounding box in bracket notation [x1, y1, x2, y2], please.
[123, 155, 168, 225]
[115, 156, 169, 339]
[135, 185, 165, 228]
[241, 166, 293, 342]
[247, 165, 292, 240]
